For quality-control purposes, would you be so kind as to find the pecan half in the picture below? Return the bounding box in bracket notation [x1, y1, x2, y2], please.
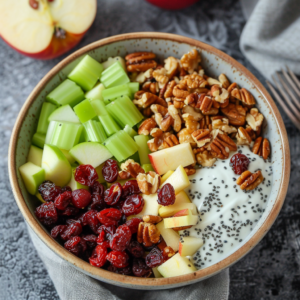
[173, 83, 190, 98]
[126, 52, 157, 72]
[199, 115, 212, 130]
[211, 116, 237, 134]
[164, 80, 176, 98]
[236, 170, 264, 191]
[133, 92, 157, 108]
[137, 171, 161, 195]
[137, 222, 161, 247]
[164, 56, 179, 78]
[168, 105, 182, 132]
[221, 103, 246, 126]
[196, 150, 217, 167]
[147, 131, 173, 151]
[246, 108, 264, 131]
[231, 88, 256, 105]
[191, 129, 211, 147]
[163, 134, 179, 148]
[219, 73, 230, 89]
[207, 77, 222, 87]
[177, 128, 196, 146]
[182, 113, 200, 133]
[153, 68, 169, 85]
[200, 95, 213, 113]
[236, 127, 252, 145]
[210, 133, 237, 159]
[182, 105, 203, 121]
[120, 159, 145, 178]
[138, 118, 157, 135]
[180, 49, 201, 74]
[252, 137, 270, 160]
[211, 85, 229, 103]
[184, 165, 196, 176]
[142, 215, 163, 224]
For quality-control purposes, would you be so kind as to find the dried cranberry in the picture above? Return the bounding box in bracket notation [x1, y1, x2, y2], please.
[51, 225, 67, 239]
[89, 182, 105, 196]
[97, 225, 116, 241]
[107, 265, 132, 275]
[86, 212, 101, 233]
[64, 236, 82, 256]
[127, 241, 144, 258]
[89, 245, 107, 267]
[60, 206, 80, 217]
[104, 183, 122, 206]
[230, 153, 250, 175]
[157, 183, 175, 206]
[125, 218, 142, 234]
[38, 180, 62, 202]
[35, 202, 58, 226]
[72, 189, 92, 208]
[102, 159, 119, 183]
[110, 225, 132, 251]
[61, 221, 82, 241]
[79, 210, 98, 226]
[122, 180, 141, 198]
[75, 164, 98, 186]
[106, 251, 129, 268]
[145, 247, 164, 268]
[132, 258, 152, 277]
[118, 214, 127, 226]
[98, 240, 111, 249]
[96, 208, 122, 226]
[79, 238, 87, 253]
[61, 186, 72, 193]
[54, 191, 72, 210]
[122, 195, 144, 217]
[89, 194, 106, 211]
[81, 234, 97, 248]
[65, 218, 79, 225]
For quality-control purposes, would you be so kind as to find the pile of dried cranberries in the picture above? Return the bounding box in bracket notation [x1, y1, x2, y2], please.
[34, 163, 164, 277]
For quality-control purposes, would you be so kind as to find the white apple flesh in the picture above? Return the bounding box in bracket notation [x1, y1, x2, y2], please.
[179, 237, 204, 257]
[156, 221, 180, 252]
[0, 0, 96, 59]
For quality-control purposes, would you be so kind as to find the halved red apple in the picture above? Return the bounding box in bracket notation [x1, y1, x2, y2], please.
[0, 0, 97, 60]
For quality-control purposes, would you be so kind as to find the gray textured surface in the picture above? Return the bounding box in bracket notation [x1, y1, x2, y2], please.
[0, 0, 299, 299]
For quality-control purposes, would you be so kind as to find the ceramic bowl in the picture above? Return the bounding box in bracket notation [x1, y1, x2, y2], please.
[8, 32, 290, 289]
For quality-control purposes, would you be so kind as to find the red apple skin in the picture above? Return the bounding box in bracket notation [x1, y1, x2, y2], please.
[146, 0, 199, 10]
[148, 154, 159, 174]
[0, 30, 87, 60]
[173, 209, 189, 217]
[179, 242, 183, 255]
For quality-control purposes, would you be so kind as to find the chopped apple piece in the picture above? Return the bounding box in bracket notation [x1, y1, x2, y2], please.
[60, 149, 76, 165]
[42, 144, 72, 187]
[156, 221, 180, 252]
[48, 105, 80, 124]
[161, 165, 190, 194]
[35, 192, 45, 203]
[152, 267, 163, 278]
[69, 142, 112, 168]
[179, 237, 204, 257]
[27, 145, 43, 167]
[127, 194, 159, 219]
[19, 162, 45, 195]
[174, 191, 191, 204]
[159, 203, 197, 218]
[160, 170, 174, 184]
[95, 163, 106, 184]
[164, 209, 198, 229]
[157, 253, 197, 278]
[149, 143, 195, 175]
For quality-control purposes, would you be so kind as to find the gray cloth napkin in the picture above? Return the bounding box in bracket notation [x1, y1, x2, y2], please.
[27, 225, 229, 300]
[240, 0, 300, 81]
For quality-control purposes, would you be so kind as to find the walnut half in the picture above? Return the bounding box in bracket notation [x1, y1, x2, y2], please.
[136, 171, 161, 195]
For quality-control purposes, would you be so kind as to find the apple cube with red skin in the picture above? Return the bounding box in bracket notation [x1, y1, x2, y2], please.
[159, 203, 197, 218]
[179, 237, 204, 257]
[0, 0, 97, 59]
[149, 143, 195, 175]
[164, 209, 198, 229]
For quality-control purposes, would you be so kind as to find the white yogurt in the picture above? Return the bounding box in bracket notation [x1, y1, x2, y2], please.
[183, 145, 273, 269]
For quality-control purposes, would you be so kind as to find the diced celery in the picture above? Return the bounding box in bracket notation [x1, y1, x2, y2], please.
[73, 99, 97, 123]
[98, 115, 121, 137]
[127, 82, 139, 97]
[123, 124, 138, 138]
[32, 133, 45, 149]
[102, 84, 132, 102]
[83, 120, 107, 143]
[106, 96, 143, 128]
[142, 164, 154, 173]
[85, 82, 105, 101]
[36, 102, 57, 134]
[103, 99, 112, 105]
[100, 61, 130, 88]
[48, 104, 80, 124]
[90, 99, 107, 116]
[102, 56, 126, 71]
[68, 55, 103, 91]
[45, 121, 83, 150]
[46, 79, 84, 107]
[27, 145, 43, 167]
[134, 135, 151, 165]
[103, 130, 138, 162]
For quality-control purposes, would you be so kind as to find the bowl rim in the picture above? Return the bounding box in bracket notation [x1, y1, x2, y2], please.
[8, 32, 290, 288]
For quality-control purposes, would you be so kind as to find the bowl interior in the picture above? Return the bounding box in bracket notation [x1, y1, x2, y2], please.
[10, 33, 289, 289]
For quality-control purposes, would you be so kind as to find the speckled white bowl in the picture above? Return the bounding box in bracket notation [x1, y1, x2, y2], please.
[8, 32, 290, 289]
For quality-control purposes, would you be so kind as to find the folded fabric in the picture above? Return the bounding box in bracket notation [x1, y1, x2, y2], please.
[240, 0, 300, 81]
[27, 225, 229, 300]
